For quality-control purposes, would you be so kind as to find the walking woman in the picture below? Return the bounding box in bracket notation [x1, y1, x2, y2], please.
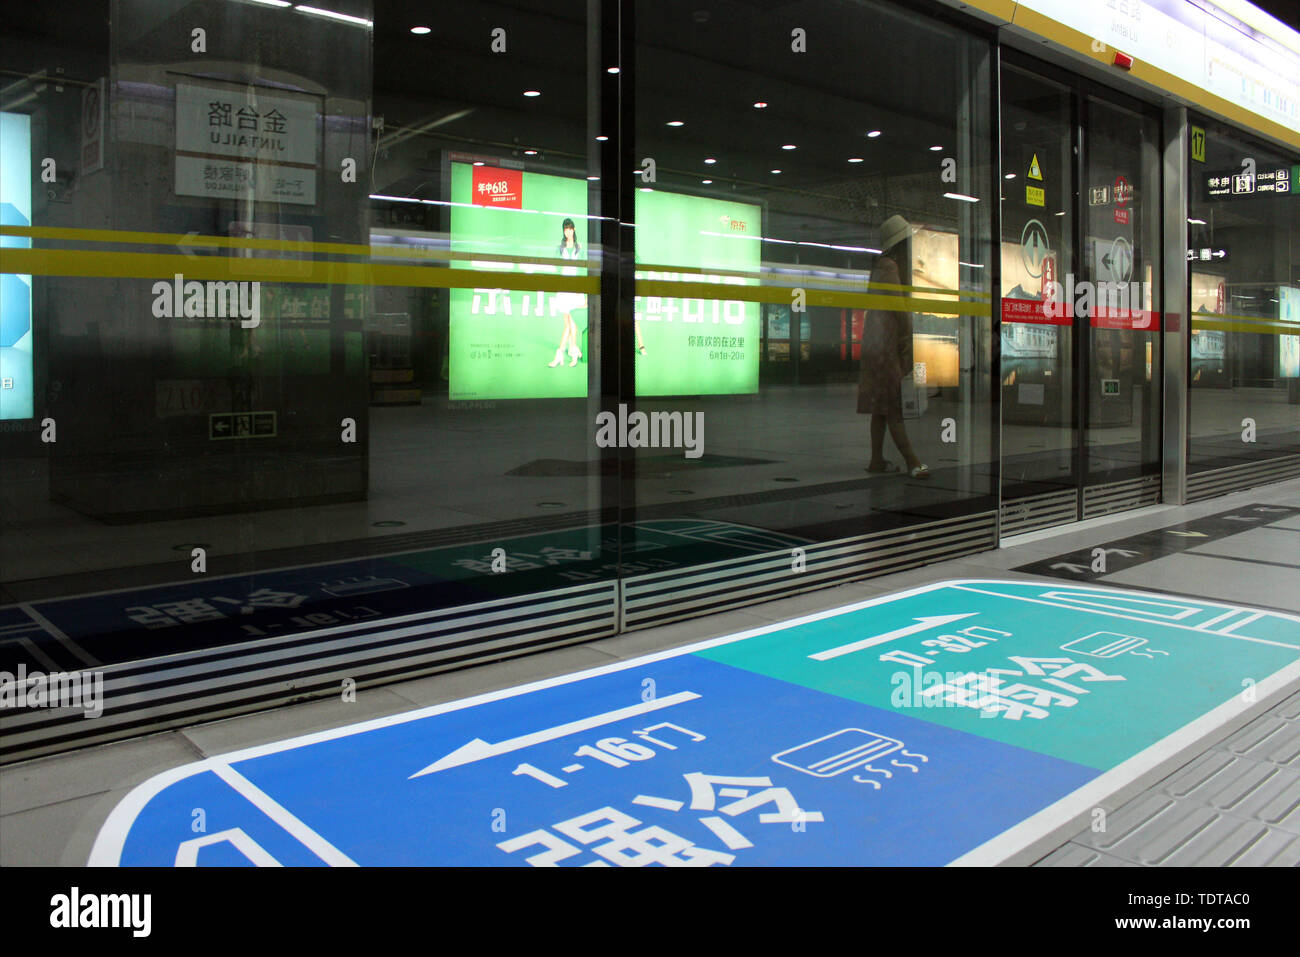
[858, 214, 930, 478]
[548, 218, 586, 367]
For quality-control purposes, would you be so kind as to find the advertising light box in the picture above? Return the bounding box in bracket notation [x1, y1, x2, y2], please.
[1281, 285, 1299, 379]
[448, 162, 590, 401]
[634, 189, 761, 396]
[1, 111, 33, 420]
[449, 167, 762, 400]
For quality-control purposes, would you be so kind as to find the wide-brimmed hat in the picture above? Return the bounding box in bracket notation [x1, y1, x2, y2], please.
[880, 214, 912, 253]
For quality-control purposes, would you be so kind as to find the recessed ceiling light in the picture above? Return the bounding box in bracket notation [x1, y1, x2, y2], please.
[410, 26, 430, 34]
[929, 145, 943, 151]
[607, 66, 620, 74]
[596, 135, 608, 142]
[1004, 172, 1016, 179]
[472, 161, 484, 166]
[523, 149, 538, 155]
[702, 179, 713, 184]
[753, 101, 768, 109]
[848, 157, 863, 163]
[587, 176, 600, 181]
[770, 169, 781, 174]
[704, 158, 716, 164]
[523, 90, 541, 97]
[866, 130, 882, 138]
[782, 144, 796, 150]
[667, 120, 684, 127]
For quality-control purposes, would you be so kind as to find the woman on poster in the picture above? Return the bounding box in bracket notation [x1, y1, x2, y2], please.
[549, 218, 586, 367]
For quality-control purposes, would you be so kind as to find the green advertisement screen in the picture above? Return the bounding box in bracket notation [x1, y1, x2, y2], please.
[449, 162, 761, 399]
[634, 190, 761, 396]
[449, 162, 589, 400]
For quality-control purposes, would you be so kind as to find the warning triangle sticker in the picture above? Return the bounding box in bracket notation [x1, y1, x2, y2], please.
[1028, 153, 1043, 181]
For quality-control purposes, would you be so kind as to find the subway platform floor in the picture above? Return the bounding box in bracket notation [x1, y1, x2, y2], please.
[2, 476, 1298, 866]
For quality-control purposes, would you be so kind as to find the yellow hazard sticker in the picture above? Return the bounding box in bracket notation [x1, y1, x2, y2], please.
[1028, 153, 1043, 180]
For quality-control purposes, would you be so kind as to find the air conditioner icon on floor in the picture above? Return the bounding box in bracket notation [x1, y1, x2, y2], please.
[772, 728, 927, 782]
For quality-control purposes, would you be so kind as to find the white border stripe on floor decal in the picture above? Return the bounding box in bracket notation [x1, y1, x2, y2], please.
[212, 764, 358, 867]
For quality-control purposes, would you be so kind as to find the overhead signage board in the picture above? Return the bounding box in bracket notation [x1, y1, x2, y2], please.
[174, 79, 320, 206]
[90, 579, 1300, 867]
[1015, 0, 1300, 139]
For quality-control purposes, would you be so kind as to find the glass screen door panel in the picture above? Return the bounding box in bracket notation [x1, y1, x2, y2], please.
[1000, 66, 1077, 513]
[1081, 97, 1162, 489]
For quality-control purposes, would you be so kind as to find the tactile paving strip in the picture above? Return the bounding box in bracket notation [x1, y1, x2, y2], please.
[1034, 690, 1300, 867]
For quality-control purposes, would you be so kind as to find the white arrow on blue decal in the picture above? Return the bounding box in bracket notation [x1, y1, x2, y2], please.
[410, 691, 702, 778]
[808, 614, 976, 661]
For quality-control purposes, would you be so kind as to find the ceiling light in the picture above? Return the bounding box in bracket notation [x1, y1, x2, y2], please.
[753, 101, 768, 109]
[523, 90, 541, 97]
[409, 25, 430, 34]
[704, 158, 716, 164]
[702, 179, 712, 184]
[782, 144, 796, 150]
[1005, 173, 1016, 179]
[866, 130, 881, 138]
[1188, 217, 1206, 224]
[472, 161, 484, 166]
[523, 149, 538, 155]
[607, 67, 620, 74]
[848, 157, 863, 163]
[294, 5, 372, 27]
[247, 0, 292, 6]
[587, 176, 600, 181]
[770, 169, 781, 174]
[929, 145, 943, 151]
[943, 191, 979, 202]
[667, 120, 684, 127]
[596, 135, 608, 141]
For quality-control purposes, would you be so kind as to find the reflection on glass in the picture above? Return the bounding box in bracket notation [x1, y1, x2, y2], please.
[1082, 98, 1161, 487]
[999, 67, 1075, 500]
[1187, 119, 1300, 471]
[631, 0, 995, 569]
